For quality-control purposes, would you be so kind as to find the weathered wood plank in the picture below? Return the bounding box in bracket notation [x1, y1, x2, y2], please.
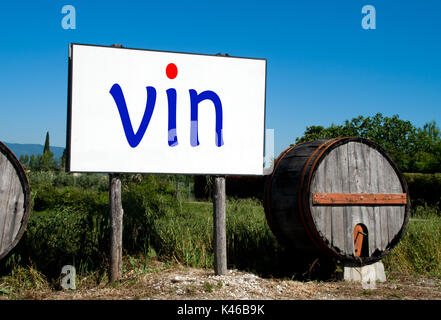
[333, 143, 348, 254]
[347, 142, 362, 256]
[2, 172, 24, 252]
[382, 155, 405, 242]
[0, 153, 10, 253]
[0, 146, 29, 259]
[0, 153, 13, 255]
[109, 173, 123, 282]
[213, 176, 227, 275]
[375, 149, 389, 250]
[9, 189, 25, 248]
[0, 154, 21, 254]
[310, 145, 331, 242]
[357, 143, 375, 256]
[310, 143, 348, 254]
[368, 146, 382, 253]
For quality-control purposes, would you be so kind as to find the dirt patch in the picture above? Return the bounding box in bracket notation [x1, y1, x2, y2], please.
[28, 261, 441, 300]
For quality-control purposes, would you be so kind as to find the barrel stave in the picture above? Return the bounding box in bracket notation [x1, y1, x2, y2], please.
[0, 142, 31, 260]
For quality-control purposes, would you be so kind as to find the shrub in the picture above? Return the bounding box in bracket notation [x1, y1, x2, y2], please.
[2, 174, 181, 278]
[404, 173, 441, 209]
[12, 205, 109, 276]
[32, 185, 108, 213]
[29, 171, 108, 193]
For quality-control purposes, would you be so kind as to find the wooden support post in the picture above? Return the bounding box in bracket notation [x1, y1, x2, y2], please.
[108, 44, 125, 283]
[109, 173, 123, 282]
[213, 176, 227, 275]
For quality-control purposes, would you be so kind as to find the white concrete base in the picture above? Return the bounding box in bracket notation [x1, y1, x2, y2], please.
[343, 261, 386, 289]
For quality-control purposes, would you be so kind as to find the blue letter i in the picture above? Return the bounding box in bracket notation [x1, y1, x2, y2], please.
[167, 88, 178, 146]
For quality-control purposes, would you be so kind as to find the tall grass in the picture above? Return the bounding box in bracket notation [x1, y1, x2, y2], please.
[383, 204, 441, 278]
[151, 199, 280, 272]
[152, 201, 213, 267]
[150, 198, 329, 278]
[152, 199, 441, 279]
[225, 199, 280, 275]
[1, 174, 179, 278]
[1, 171, 441, 285]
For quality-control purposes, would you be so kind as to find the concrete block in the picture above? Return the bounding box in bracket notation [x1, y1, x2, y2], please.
[343, 261, 386, 289]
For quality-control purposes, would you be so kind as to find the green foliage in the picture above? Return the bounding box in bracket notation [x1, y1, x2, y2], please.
[152, 199, 441, 279]
[410, 202, 440, 219]
[226, 198, 279, 274]
[13, 174, 110, 275]
[203, 281, 214, 293]
[2, 173, 180, 278]
[61, 149, 67, 169]
[20, 151, 59, 171]
[16, 205, 109, 276]
[413, 121, 441, 172]
[19, 154, 29, 167]
[31, 183, 108, 213]
[121, 175, 180, 254]
[295, 113, 441, 173]
[19, 131, 62, 171]
[29, 171, 108, 193]
[403, 173, 441, 209]
[2, 170, 441, 284]
[383, 206, 441, 278]
[0, 265, 49, 297]
[152, 201, 213, 267]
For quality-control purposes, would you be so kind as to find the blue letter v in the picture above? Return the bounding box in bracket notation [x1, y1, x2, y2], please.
[109, 83, 156, 148]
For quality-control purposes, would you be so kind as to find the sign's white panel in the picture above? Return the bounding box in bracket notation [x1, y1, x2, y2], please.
[68, 44, 266, 175]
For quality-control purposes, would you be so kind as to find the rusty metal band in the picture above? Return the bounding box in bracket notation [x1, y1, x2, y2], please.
[312, 193, 407, 205]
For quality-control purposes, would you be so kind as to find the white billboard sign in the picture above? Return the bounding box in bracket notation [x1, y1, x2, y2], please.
[67, 44, 266, 175]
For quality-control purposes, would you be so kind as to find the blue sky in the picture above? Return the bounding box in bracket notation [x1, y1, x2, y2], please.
[0, 0, 440, 157]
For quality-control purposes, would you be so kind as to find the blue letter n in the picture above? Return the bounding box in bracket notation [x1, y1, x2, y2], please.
[189, 89, 224, 147]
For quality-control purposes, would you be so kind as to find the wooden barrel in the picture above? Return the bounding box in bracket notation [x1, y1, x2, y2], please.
[264, 137, 410, 264]
[0, 141, 31, 260]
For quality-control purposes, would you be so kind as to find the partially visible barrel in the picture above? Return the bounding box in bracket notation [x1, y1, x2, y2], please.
[0, 141, 31, 260]
[264, 137, 410, 264]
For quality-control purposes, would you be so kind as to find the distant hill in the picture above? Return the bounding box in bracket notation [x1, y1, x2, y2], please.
[2, 142, 65, 160]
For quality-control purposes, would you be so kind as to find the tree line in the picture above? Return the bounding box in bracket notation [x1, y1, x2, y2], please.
[19, 131, 66, 171]
[295, 113, 441, 173]
[18, 114, 441, 174]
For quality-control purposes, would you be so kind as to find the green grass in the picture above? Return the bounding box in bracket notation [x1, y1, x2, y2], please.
[151, 198, 281, 275]
[2, 170, 441, 295]
[8, 195, 441, 283]
[0, 265, 49, 299]
[203, 281, 214, 293]
[152, 201, 213, 267]
[383, 208, 441, 279]
[164, 199, 441, 280]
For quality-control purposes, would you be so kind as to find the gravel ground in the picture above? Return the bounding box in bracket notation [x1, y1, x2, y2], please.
[35, 262, 441, 300]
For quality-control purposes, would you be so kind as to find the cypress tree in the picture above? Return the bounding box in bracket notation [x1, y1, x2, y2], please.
[43, 131, 50, 154]
[61, 148, 67, 169]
